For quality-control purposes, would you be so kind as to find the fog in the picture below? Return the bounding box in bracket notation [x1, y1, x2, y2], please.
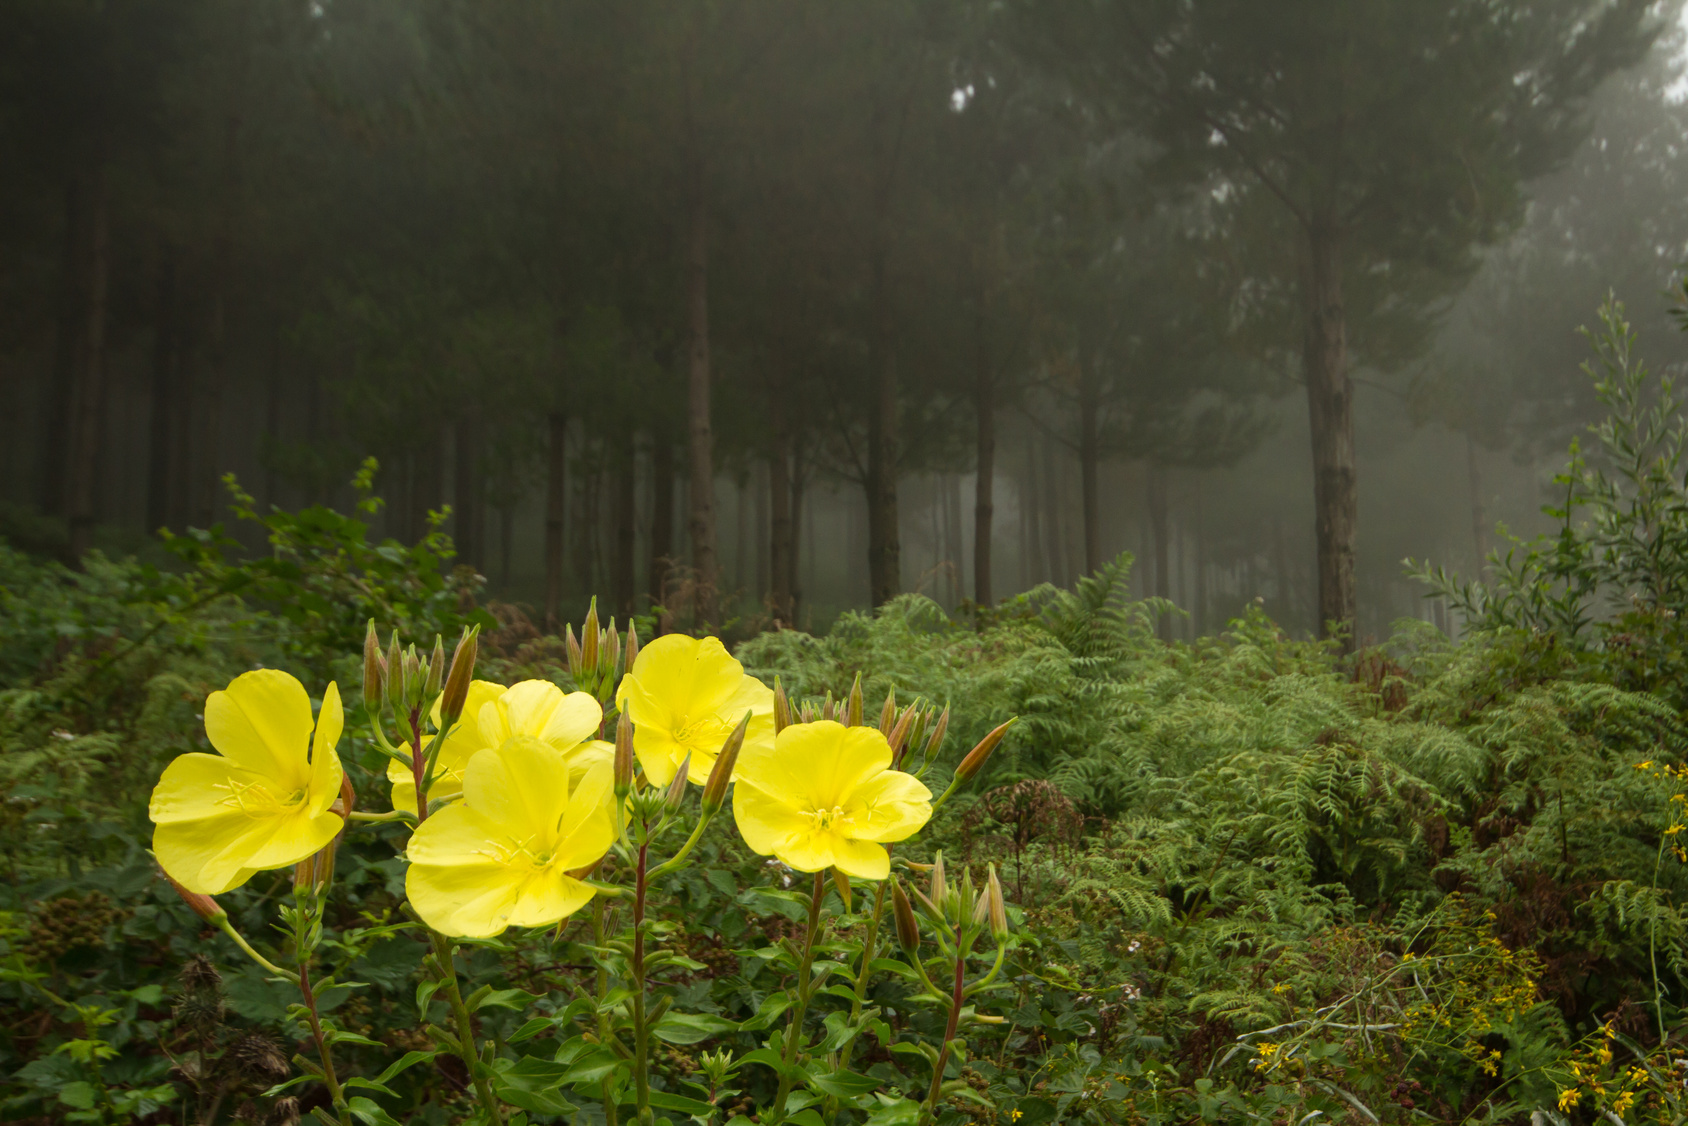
[4, 0, 1687, 644]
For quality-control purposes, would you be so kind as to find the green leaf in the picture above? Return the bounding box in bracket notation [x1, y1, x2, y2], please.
[346, 1096, 403, 1126]
[647, 1090, 718, 1114]
[472, 987, 539, 1012]
[864, 1096, 922, 1126]
[739, 992, 792, 1031]
[415, 978, 442, 1017]
[343, 1078, 398, 1099]
[493, 1056, 579, 1116]
[786, 1110, 827, 1126]
[371, 1050, 437, 1086]
[740, 1047, 807, 1081]
[807, 1069, 880, 1098]
[324, 1029, 385, 1048]
[508, 1017, 555, 1044]
[57, 1082, 97, 1110]
[653, 1011, 737, 1045]
[559, 1045, 622, 1086]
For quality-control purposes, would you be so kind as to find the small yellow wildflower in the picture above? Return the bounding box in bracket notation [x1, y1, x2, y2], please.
[732, 720, 931, 879]
[1558, 1087, 1581, 1112]
[149, 670, 345, 895]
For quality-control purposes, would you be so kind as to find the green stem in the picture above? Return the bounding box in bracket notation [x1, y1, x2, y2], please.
[769, 872, 827, 1125]
[631, 841, 653, 1126]
[593, 899, 620, 1126]
[835, 881, 888, 1077]
[298, 954, 354, 1126]
[348, 809, 415, 826]
[429, 930, 505, 1124]
[215, 917, 287, 976]
[923, 949, 968, 1117]
[646, 810, 716, 882]
[1651, 823, 1670, 1047]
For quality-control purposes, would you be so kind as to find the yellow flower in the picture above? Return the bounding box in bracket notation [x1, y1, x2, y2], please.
[615, 634, 774, 786]
[404, 738, 617, 937]
[731, 720, 931, 879]
[149, 670, 345, 895]
[387, 680, 610, 814]
[387, 679, 505, 815]
[1558, 1087, 1581, 1112]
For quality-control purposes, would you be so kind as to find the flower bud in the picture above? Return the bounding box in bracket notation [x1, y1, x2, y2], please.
[425, 635, 445, 700]
[925, 705, 950, 759]
[892, 878, 921, 953]
[930, 851, 947, 908]
[832, 867, 853, 912]
[623, 620, 640, 678]
[664, 754, 692, 811]
[986, 863, 1008, 941]
[846, 673, 863, 727]
[362, 620, 386, 715]
[601, 620, 620, 680]
[581, 599, 600, 675]
[439, 625, 479, 727]
[800, 701, 816, 724]
[954, 718, 1016, 785]
[821, 692, 835, 723]
[701, 711, 750, 816]
[773, 677, 791, 735]
[402, 644, 423, 707]
[294, 844, 335, 894]
[614, 711, 636, 798]
[166, 874, 227, 923]
[385, 632, 405, 711]
[960, 865, 977, 922]
[565, 625, 583, 678]
[887, 704, 917, 757]
[878, 687, 897, 735]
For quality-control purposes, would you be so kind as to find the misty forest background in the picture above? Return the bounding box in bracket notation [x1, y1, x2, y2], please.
[4, 0, 1688, 642]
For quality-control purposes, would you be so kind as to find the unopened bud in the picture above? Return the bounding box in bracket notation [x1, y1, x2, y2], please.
[602, 620, 620, 680]
[954, 718, 1015, 784]
[960, 865, 976, 922]
[402, 645, 422, 707]
[623, 620, 640, 677]
[800, 701, 816, 724]
[887, 704, 917, 757]
[614, 712, 636, 798]
[362, 620, 386, 714]
[878, 687, 897, 735]
[425, 635, 445, 699]
[892, 878, 921, 951]
[385, 632, 404, 711]
[846, 673, 863, 727]
[294, 844, 335, 894]
[925, 705, 950, 759]
[986, 863, 1008, 941]
[565, 625, 582, 678]
[773, 678, 791, 735]
[166, 875, 227, 923]
[664, 754, 692, 810]
[581, 599, 600, 674]
[832, 867, 853, 912]
[438, 625, 479, 726]
[821, 692, 834, 723]
[930, 851, 947, 907]
[701, 711, 750, 815]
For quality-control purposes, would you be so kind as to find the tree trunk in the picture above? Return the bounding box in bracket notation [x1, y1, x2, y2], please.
[500, 505, 514, 590]
[65, 169, 110, 562]
[412, 429, 443, 546]
[198, 108, 242, 529]
[1194, 473, 1209, 636]
[454, 409, 483, 570]
[754, 458, 769, 600]
[146, 242, 179, 534]
[685, 148, 720, 627]
[769, 428, 793, 624]
[1041, 438, 1066, 586]
[1302, 218, 1357, 650]
[1078, 368, 1101, 575]
[865, 237, 901, 606]
[42, 180, 85, 518]
[1021, 437, 1038, 588]
[1467, 434, 1490, 570]
[544, 412, 567, 632]
[789, 436, 807, 620]
[973, 322, 995, 613]
[733, 475, 748, 594]
[945, 473, 964, 607]
[613, 428, 636, 619]
[649, 437, 675, 614]
[1147, 461, 1171, 642]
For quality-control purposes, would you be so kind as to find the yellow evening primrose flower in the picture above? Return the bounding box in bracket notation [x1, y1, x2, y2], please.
[731, 720, 931, 879]
[404, 738, 617, 937]
[387, 679, 505, 815]
[149, 670, 345, 895]
[387, 680, 610, 814]
[615, 634, 774, 786]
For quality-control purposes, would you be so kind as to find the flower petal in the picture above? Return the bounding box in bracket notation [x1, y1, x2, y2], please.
[405, 804, 536, 937]
[554, 761, 616, 870]
[150, 753, 263, 824]
[732, 779, 814, 858]
[773, 829, 840, 874]
[620, 634, 748, 719]
[735, 721, 891, 812]
[829, 838, 891, 880]
[153, 813, 260, 894]
[460, 737, 570, 847]
[538, 691, 603, 748]
[204, 669, 314, 786]
[846, 768, 932, 843]
[504, 871, 596, 929]
[308, 683, 345, 817]
[232, 807, 344, 871]
[631, 727, 689, 788]
[392, 680, 506, 814]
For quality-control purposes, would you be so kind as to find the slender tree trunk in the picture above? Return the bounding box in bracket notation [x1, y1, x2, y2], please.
[42, 180, 86, 519]
[945, 473, 963, 607]
[544, 412, 567, 632]
[454, 409, 483, 570]
[199, 108, 242, 529]
[769, 428, 793, 624]
[1302, 217, 1357, 650]
[790, 437, 806, 619]
[146, 242, 179, 534]
[614, 428, 637, 618]
[1467, 434, 1490, 570]
[66, 168, 110, 562]
[1041, 438, 1065, 586]
[1194, 474, 1209, 636]
[412, 430, 443, 545]
[973, 325, 995, 613]
[1021, 436, 1038, 588]
[1147, 461, 1171, 642]
[649, 438, 675, 615]
[262, 328, 282, 513]
[1078, 369, 1100, 575]
[734, 475, 748, 595]
[865, 238, 901, 606]
[500, 506, 514, 589]
[754, 459, 769, 601]
[684, 144, 720, 627]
